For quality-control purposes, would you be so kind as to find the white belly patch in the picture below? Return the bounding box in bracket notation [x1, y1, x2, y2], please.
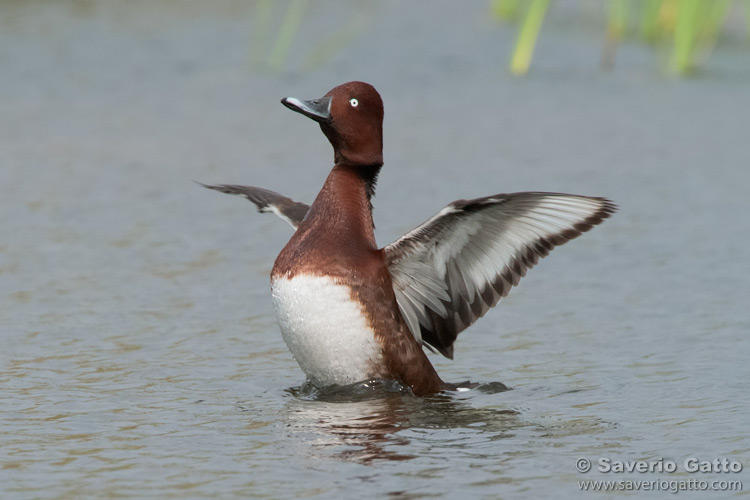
[270, 275, 384, 387]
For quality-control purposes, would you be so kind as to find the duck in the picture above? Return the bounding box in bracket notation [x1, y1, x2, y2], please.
[202, 81, 616, 396]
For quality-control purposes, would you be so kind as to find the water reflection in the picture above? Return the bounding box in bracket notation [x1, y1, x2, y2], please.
[280, 381, 520, 465]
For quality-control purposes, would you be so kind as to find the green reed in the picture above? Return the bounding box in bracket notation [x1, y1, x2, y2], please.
[603, 0, 629, 69]
[509, 0, 551, 75]
[250, 0, 371, 73]
[495, 0, 750, 75]
[267, 0, 308, 72]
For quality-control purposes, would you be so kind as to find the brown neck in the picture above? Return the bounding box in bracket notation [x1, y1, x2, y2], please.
[320, 124, 384, 166]
[334, 150, 383, 166]
[305, 164, 380, 249]
[272, 164, 383, 279]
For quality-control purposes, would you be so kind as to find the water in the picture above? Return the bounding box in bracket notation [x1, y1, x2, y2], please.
[2, 1, 749, 498]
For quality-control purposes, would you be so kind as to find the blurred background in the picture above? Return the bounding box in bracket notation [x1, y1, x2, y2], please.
[2, 1, 749, 498]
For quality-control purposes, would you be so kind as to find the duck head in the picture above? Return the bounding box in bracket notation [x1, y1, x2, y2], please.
[281, 81, 384, 166]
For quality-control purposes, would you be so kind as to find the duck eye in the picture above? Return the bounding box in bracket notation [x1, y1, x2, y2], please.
[349, 98, 359, 107]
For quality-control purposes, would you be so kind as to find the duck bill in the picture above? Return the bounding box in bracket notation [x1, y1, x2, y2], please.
[280, 96, 332, 123]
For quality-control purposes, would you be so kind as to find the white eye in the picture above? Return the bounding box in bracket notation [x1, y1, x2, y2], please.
[349, 98, 359, 107]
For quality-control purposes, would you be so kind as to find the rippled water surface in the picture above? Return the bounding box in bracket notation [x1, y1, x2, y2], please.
[2, 1, 749, 498]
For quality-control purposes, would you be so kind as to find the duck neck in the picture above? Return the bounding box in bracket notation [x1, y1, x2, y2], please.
[339, 162, 381, 204]
[306, 163, 382, 249]
[321, 123, 383, 167]
[333, 149, 383, 168]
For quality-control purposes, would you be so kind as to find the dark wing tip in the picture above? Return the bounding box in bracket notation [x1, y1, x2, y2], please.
[574, 197, 618, 235]
[196, 181, 248, 197]
[597, 197, 618, 218]
[440, 344, 454, 360]
[195, 180, 217, 190]
[197, 181, 251, 196]
[197, 182, 273, 212]
[198, 181, 310, 228]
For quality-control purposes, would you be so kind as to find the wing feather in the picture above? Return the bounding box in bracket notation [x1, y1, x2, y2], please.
[384, 192, 616, 358]
[199, 182, 310, 229]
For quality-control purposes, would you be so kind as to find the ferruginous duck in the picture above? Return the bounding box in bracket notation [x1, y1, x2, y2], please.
[202, 81, 616, 396]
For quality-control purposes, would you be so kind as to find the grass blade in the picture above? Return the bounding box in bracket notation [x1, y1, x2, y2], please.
[251, 0, 274, 69]
[510, 0, 551, 76]
[699, 0, 731, 44]
[303, 12, 370, 72]
[639, 0, 663, 44]
[668, 0, 701, 74]
[491, 0, 522, 20]
[268, 0, 308, 72]
[602, 0, 629, 69]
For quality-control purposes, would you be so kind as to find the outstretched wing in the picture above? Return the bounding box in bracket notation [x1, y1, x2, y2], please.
[200, 183, 310, 229]
[384, 192, 616, 359]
